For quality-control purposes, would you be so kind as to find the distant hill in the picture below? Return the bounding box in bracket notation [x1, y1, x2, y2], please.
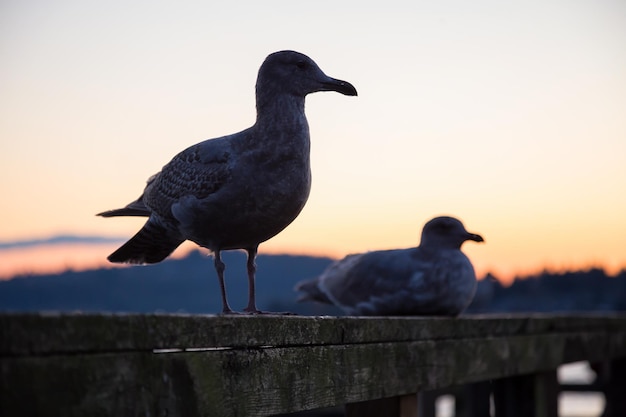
[0, 235, 125, 249]
[0, 250, 342, 315]
[467, 269, 626, 313]
[0, 250, 624, 315]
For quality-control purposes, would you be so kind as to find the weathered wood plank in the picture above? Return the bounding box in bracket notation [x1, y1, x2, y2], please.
[3, 326, 626, 417]
[4, 312, 626, 355]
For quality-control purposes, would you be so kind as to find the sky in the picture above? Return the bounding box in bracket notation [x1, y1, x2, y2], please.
[1, 0, 625, 283]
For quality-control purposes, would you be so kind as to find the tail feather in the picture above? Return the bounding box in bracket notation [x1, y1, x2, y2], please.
[97, 194, 150, 217]
[294, 279, 332, 304]
[108, 220, 184, 264]
[97, 207, 150, 217]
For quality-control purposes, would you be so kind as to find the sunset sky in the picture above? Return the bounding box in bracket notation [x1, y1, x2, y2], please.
[1, 0, 625, 283]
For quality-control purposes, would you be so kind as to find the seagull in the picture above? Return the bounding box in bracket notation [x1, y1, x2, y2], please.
[295, 216, 484, 316]
[98, 50, 357, 314]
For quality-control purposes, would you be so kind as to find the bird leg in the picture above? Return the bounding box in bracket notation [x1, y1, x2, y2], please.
[243, 246, 263, 313]
[241, 247, 296, 315]
[214, 251, 235, 314]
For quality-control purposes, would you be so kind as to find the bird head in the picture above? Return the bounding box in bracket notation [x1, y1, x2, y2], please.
[420, 216, 484, 250]
[256, 50, 358, 98]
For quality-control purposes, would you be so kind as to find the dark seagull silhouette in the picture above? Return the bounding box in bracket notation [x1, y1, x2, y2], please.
[295, 216, 484, 316]
[98, 50, 357, 314]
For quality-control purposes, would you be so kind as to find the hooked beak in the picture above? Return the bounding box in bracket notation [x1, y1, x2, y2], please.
[466, 232, 485, 243]
[320, 77, 358, 96]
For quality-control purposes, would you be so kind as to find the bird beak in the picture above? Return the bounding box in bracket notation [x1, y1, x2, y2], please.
[467, 233, 485, 243]
[320, 77, 358, 96]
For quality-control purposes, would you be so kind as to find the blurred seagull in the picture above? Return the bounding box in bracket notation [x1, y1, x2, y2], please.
[98, 50, 357, 314]
[295, 216, 484, 316]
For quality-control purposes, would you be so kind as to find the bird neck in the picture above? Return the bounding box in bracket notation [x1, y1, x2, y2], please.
[255, 94, 309, 137]
[420, 241, 461, 253]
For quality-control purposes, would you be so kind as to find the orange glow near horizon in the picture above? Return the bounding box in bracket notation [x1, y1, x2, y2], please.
[1, 240, 624, 286]
[0, 243, 206, 280]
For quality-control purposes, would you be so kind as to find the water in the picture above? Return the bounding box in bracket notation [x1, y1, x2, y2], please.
[435, 361, 603, 417]
[558, 362, 604, 417]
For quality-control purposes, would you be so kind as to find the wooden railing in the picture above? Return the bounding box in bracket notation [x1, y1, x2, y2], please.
[2, 313, 626, 417]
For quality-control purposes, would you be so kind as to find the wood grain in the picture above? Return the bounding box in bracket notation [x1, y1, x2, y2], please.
[2, 313, 626, 416]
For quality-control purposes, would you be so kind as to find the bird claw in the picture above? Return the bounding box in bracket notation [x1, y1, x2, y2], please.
[219, 308, 297, 315]
[243, 308, 297, 316]
[220, 309, 244, 315]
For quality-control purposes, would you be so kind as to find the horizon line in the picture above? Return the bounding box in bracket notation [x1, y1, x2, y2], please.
[0, 235, 126, 250]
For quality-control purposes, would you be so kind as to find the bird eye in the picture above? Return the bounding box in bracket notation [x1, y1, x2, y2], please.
[295, 60, 307, 70]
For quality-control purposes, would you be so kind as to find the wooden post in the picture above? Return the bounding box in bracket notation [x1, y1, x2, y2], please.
[417, 382, 491, 417]
[455, 381, 491, 417]
[492, 370, 558, 417]
[417, 390, 436, 417]
[345, 393, 418, 417]
[602, 357, 626, 417]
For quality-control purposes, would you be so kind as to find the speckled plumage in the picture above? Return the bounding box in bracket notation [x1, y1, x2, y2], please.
[295, 216, 484, 316]
[98, 50, 357, 314]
